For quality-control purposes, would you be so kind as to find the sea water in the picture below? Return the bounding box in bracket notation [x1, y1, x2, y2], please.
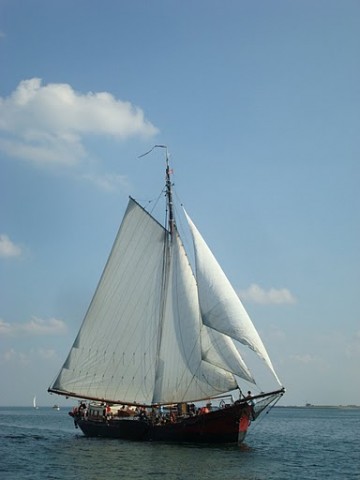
[0, 406, 359, 480]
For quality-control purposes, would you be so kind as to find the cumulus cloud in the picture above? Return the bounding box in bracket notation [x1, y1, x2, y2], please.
[238, 283, 296, 305]
[0, 317, 67, 336]
[0, 78, 158, 167]
[0, 234, 22, 258]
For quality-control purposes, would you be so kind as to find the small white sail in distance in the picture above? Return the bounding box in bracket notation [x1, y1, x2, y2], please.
[183, 208, 282, 386]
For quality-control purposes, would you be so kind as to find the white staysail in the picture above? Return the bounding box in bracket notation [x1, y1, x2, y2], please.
[152, 232, 237, 403]
[184, 210, 282, 386]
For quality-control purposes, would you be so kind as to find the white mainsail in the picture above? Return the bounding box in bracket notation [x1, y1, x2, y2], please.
[52, 199, 166, 403]
[50, 193, 281, 405]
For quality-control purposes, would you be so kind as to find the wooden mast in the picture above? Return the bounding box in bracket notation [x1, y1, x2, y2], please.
[164, 147, 175, 236]
[138, 144, 174, 235]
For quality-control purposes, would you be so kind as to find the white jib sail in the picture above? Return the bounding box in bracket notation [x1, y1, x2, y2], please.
[201, 326, 255, 384]
[184, 210, 282, 386]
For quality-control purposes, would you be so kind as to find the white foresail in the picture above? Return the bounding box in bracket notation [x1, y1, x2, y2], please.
[52, 199, 167, 403]
[184, 210, 282, 386]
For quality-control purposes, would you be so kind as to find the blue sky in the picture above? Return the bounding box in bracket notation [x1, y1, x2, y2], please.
[0, 0, 359, 407]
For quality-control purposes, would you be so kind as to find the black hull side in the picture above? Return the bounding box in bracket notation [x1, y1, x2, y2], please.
[75, 403, 251, 444]
[77, 417, 150, 440]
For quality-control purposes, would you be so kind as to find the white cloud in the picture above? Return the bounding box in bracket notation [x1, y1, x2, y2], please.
[0, 317, 67, 336]
[288, 353, 329, 376]
[36, 348, 58, 360]
[290, 354, 317, 364]
[0, 347, 58, 365]
[81, 172, 131, 192]
[267, 326, 286, 341]
[0, 348, 29, 365]
[0, 132, 86, 167]
[0, 234, 22, 258]
[345, 330, 360, 359]
[0, 319, 12, 335]
[238, 283, 296, 305]
[0, 78, 158, 167]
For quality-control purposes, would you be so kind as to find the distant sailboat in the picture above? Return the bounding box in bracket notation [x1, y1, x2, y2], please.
[33, 396, 39, 409]
[48, 146, 284, 444]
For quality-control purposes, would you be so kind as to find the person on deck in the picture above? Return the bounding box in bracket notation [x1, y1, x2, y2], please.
[245, 391, 255, 406]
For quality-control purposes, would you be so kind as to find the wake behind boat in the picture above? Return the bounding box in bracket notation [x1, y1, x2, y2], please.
[48, 146, 284, 444]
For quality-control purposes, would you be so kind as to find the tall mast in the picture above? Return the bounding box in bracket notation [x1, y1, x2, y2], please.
[164, 147, 175, 235]
[138, 144, 174, 235]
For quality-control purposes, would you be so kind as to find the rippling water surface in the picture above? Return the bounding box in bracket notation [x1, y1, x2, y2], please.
[1, 406, 359, 479]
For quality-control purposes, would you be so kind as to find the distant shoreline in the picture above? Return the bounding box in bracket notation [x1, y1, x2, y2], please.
[277, 405, 360, 409]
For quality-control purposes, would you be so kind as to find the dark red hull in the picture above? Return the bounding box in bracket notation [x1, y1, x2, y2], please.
[75, 403, 251, 444]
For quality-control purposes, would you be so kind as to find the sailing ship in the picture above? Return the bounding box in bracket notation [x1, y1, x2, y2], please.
[33, 396, 38, 409]
[48, 146, 284, 444]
